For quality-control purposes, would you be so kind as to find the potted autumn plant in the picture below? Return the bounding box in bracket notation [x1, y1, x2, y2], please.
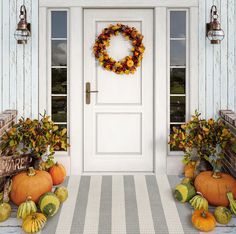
[0, 114, 69, 169]
[0, 115, 70, 232]
[169, 110, 234, 177]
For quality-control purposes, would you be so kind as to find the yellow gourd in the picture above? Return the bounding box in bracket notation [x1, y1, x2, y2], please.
[0, 203, 11, 222]
[22, 213, 47, 233]
[54, 186, 68, 203]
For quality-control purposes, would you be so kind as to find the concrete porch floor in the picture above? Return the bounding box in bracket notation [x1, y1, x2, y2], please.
[0, 175, 236, 234]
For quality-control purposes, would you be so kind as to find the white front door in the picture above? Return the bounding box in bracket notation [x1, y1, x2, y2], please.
[83, 9, 154, 172]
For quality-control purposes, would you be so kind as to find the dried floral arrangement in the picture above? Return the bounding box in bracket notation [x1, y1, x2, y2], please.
[0, 114, 69, 161]
[169, 110, 234, 172]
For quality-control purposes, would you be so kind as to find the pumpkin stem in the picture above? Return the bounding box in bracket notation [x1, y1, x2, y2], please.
[196, 191, 204, 197]
[212, 171, 222, 179]
[26, 196, 32, 201]
[201, 210, 207, 218]
[28, 167, 36, 176]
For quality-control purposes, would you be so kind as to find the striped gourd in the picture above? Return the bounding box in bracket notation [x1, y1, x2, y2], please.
[17, 197, 37, 219]
[174, 183, 196, 203]
[22, 213, 47, 233]
[38, 192, 60, 217]
[214, 206, 232, 224]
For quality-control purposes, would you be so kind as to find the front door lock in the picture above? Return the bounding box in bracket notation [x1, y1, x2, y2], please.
[86, 82, 99, 104]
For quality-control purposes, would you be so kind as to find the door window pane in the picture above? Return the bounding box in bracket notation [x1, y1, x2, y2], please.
[170, 11, 186, 38]
[57, 124, 67, 131]
[52, 68, 67, 94]
[52, 40, 67, 66]
[52, 96, 67, 122]
[54, 124, 68, 151]
[170, 40, 186, 66]
[170, 124, 183, 151]
[170, 68, 185, 94]
[170, 124, 182, 134]
[52, 11, 67, 38]
[170, 96, 186, 122]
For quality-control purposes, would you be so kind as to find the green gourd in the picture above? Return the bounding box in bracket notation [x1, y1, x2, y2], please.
[214, 206, 232, 224]
[174, 183, 196, 203]
[38, 192, 60, 217]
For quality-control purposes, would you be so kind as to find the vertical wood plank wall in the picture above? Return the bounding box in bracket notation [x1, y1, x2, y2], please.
[0, 0, 38, 118]
[0, 0, 235, 119]
[198, 0, 235, 118]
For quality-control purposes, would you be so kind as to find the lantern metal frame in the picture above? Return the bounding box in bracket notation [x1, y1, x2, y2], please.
[206, 5, 224, 44]
[14, 5, 31, 44]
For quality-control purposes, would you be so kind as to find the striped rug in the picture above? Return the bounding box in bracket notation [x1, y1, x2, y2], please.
[41, 175, 199, 234]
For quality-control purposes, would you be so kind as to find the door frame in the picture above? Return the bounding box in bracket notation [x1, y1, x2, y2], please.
[39, 0, 199, 175]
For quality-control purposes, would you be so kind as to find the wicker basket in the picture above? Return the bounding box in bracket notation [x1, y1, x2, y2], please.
[219, 110, 236, 178]
[222, 148, 236, 178]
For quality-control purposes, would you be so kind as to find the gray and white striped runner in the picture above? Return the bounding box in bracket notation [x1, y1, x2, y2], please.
[41, 175, 199, 234]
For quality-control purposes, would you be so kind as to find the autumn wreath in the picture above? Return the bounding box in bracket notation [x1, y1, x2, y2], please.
[93, 23, 145, 75]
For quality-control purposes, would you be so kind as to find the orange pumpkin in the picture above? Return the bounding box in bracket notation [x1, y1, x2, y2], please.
[10, 167, 53, 206]
[49, 163, 66, 185]
[184, 162, 196, 178]
[194, 171, 236, 206]
[192, 209, 216, 232]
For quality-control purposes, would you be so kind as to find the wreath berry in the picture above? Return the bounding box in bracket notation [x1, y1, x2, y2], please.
[93, 23, 145, 75]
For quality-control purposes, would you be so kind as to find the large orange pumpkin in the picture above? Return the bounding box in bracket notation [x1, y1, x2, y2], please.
[10, 167, 53, 206]
[192, 209, 216, 232]
[194, 171, 236, 206]
[49, 163, 66, 185]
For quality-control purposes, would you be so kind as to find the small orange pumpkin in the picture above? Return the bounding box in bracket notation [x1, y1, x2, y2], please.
[10, 167, 53, 206]
[192, 209, 216, 232]
[184, 161, 196, 178]
[49, 163, 66, 185]
[194, 171, 236, 206]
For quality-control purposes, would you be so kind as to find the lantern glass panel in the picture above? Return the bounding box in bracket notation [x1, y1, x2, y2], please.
[14, 29, 30, 41]
[207, 29, 224, 41]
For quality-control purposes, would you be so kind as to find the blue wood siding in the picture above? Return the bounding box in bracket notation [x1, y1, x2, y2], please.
[0, 0, 235, 119]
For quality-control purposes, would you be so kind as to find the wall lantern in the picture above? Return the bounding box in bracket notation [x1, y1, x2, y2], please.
[206, 5, 224, 44]
[14, 5, 31, 44]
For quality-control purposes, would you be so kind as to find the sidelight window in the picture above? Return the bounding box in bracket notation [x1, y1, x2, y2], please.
[168, 10, 189, 154]
[50, 10, 69, 150]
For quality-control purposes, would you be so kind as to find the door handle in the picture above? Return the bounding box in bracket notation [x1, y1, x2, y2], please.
[87, 90, 99, 93]
[86, 82, 99, 104]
